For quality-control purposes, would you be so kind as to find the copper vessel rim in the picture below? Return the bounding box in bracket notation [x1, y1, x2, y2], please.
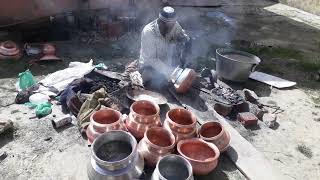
[166, 108, 197, 127]
[130, 100, 160, 116]
[144, 127, 176, 149]
[90, 108, 123, 126]
[177, 138, 220, 163]
[156, 154, 193, 180]
[91, 130, 137, 166]
[199, 121, 224, 140]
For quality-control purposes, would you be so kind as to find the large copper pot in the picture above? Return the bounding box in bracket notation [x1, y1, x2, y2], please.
[151, 154, 194, 180]
[125, 100, 161, 139]
[87, 130, 144, 180]
[0, 41, 21, 60]
[86, 108, 127, 144]
[199, 121, 231, 152]
[137, 127, 175, 167]
[163, 108, 197, 142]
[177, 138, 220, 175]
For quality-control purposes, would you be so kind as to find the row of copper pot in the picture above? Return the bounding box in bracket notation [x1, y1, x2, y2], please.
[88, 130, 194, 180]
[0, 40, 60, 61]
[86, 100, 231, 175]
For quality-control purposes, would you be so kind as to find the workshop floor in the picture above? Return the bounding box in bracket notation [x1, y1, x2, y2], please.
[1, 0, 320, 179]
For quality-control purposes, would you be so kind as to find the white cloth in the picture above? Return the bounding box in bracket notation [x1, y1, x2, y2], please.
[40, 60, 94, 92]
[139, 19, 190, 77]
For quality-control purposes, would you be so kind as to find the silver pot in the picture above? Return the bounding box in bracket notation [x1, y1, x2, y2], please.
[216, 48, 261, 82]
[88, 130, 144, 180]
[151, 154, 194, 180]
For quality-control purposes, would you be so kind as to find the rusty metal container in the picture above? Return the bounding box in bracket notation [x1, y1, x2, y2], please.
[137, 127, 175, 167]
[177, 138, 220, 175]
[151, 154, 194, 180]
[199, 121, 231, 152]
[163, 108, 197, 142]
[87, 130, 144, 180]
[0, 41, 21, 60]
[125, 100, 161, 139]
[86, 108, 127, 144]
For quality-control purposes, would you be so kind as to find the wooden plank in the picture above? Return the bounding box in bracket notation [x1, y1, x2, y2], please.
[170, 88, 286, 180]
[167, 0, 223, 7]
[249, 71, 296, 88]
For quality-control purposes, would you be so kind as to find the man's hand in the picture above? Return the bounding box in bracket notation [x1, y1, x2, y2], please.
[129, 71, 144, 89]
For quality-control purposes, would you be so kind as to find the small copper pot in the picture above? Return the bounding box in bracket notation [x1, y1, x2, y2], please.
[40, 43, 61, 61]
[0, 41, 21, 60]
[125, 100, 161, 139]
[138, 127, 175, 167]
[163, 108, 197, 142]
[199, 121, 231, 152]
[86, 108, 127, 144]
[177, 138, 220, 175]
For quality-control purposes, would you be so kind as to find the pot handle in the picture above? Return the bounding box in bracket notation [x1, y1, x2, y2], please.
[251, 63, 259, 72]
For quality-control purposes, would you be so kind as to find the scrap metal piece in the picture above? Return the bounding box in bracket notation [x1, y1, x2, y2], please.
[126, 89, 167, 105]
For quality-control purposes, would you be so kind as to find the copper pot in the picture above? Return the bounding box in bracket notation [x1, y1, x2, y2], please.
[174, 68, 197, 94]
[86, 108, 127, 144]
[125, 100, 161, 139]
[199, 121, 231, 152]
[40, 43, 61, 61]
[163, 108, 197, 142]
[177, 138, 220, 175]
[0, 41, 21, 60]
[138, 127, 175, 167]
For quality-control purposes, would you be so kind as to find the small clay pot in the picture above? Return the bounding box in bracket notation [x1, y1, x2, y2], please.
[199, 121, 231, 152]
[163, 108, 197, 142]
[0, 41, 21, 60]
[125, 100, 161, 139]
[86, 108, 127, 144]
[177, 138, 220, 175]
[138, 127, 175, 167]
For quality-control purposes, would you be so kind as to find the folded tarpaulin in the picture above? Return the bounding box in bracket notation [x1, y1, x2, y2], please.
[40, 60, 94, 92]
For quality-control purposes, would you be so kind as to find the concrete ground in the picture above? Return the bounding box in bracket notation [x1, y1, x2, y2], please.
[1, 0, 320, 179]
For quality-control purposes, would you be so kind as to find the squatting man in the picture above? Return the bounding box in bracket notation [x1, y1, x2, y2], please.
[125, 6, 194, 89]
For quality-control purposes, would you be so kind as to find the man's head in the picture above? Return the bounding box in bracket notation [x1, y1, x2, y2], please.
[157, 6, 177, 37]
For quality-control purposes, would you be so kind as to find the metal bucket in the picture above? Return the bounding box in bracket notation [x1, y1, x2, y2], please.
[87, 130, 144, 180]
[151, 154, 194, 180]
[216, 48, 261, 82]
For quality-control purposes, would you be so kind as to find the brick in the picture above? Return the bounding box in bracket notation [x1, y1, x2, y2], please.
[237, 112, 258, 126]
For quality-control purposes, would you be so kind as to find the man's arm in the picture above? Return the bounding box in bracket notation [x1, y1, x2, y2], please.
[173, 23, 193, 68]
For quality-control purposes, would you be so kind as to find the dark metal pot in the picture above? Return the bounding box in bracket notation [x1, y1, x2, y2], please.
[87, 130, 144, 180]
[151, 154, 194, 180]
[216, 48, 260, 82]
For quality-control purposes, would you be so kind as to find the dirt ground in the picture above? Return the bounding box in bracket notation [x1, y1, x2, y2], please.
[1, 0, 320, 180]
